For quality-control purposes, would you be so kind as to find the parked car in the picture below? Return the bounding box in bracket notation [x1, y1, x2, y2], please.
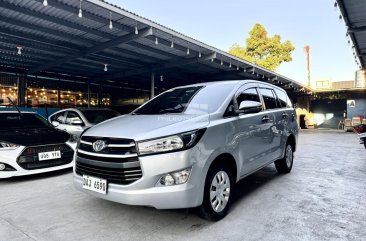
[0, 111, 76, 178]
[73, 80, 299, 221]
[48, 108, 120, 137]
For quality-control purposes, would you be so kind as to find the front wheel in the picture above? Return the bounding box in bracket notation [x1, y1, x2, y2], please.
[197, 164, 233, 221]
[275, 143, 294, 173]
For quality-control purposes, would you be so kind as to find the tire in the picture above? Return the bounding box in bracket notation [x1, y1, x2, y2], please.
[275, 142, 294, 174]
[197, 163, 233, 221]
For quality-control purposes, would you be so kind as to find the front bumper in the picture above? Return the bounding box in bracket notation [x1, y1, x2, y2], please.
[0, 142, 76, 178]
[73, 148, 206, 209]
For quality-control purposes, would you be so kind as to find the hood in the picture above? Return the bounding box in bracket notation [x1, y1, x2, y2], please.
[0, 127, 70, 146]
[84, 113, 210, 141]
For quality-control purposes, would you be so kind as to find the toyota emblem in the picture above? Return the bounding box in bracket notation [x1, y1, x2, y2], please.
[92, 140, 106, 152]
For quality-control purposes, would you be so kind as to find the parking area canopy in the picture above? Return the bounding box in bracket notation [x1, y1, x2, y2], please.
[0, 0, 308, 93]
[337, 0, 366, 68]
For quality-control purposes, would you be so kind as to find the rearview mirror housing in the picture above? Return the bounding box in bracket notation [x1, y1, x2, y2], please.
[236, 101, 262, 114]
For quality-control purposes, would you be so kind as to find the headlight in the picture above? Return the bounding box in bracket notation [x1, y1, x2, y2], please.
[137, 129, 206, 156]
[68, 134, 79, 143]
[0, 141, 20, 151]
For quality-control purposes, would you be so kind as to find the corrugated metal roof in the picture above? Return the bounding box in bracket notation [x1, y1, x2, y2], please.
[337, 0, 366, 68]
[0, 0, 309, 93]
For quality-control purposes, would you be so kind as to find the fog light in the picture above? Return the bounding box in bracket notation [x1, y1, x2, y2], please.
[172, 168, 191, 184]
[158, 168, 192, 186]
[0, 163, 5, 171]
[159, 174, 175, 186]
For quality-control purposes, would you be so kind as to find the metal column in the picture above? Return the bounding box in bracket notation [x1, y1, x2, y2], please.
[87, 82, 91, 108]
[16, 74, 26, 107]
[150, 72, 155, 99]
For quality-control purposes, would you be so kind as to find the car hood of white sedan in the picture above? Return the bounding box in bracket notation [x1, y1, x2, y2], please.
[83, 113, 210, 141]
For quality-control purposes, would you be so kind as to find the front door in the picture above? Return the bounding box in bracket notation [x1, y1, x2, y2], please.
[235, 85, 269, 176]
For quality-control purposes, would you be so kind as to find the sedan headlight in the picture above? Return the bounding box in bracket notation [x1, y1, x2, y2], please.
[137, 129, 206, 156]
[68, 134, 79, 143]
[0, 141, 20, 151]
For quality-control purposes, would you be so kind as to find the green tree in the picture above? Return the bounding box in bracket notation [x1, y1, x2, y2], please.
[229, 24, 295, 71]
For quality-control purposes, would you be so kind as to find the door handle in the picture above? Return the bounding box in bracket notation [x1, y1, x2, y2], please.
[282, 113, 288, 119]
[262, 115, 270, 122]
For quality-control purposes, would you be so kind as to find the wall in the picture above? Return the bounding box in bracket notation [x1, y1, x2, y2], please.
[347, 98, 366, 119]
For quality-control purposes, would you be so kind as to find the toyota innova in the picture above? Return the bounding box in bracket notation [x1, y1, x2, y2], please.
[73, 80, 299, 221]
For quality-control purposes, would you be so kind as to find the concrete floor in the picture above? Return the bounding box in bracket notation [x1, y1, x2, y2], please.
[1, 130, 365, 241]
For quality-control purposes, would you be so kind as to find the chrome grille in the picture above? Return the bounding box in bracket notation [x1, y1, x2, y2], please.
[76, 136, 142, 185]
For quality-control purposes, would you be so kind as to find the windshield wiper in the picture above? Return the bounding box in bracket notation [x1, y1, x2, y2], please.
[7, 97, 23, 118]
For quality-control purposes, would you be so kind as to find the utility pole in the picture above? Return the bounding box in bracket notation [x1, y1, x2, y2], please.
[304, 45, 311, 89]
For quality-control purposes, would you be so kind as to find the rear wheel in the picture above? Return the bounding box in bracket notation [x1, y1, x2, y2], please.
[197, 164, 233, 221]
[275, 142, 294, 173]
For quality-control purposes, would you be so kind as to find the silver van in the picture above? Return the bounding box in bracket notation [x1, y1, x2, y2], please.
[73, 80, 299, 221]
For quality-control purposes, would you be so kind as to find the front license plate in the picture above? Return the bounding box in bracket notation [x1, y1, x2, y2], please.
[38, 150, 61, 161]
[82, 175, 107, 194]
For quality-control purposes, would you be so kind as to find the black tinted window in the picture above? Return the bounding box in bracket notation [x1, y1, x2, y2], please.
[52, 112, 65, 123]
[81, 110, 119, 124]
[274, 89, 287, 108]
[65, 112, 83, 125]
[259, 88, 278, 109]
[134, 87, 202, 115]
[0, 113, 48, 130]
[237, 88, 260, 107]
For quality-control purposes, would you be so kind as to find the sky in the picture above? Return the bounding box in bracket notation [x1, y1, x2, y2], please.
[108, 0, 358, 86]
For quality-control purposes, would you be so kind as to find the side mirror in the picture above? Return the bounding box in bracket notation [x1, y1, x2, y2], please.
[71, 119, 84, 126]
[237, 101, 262, 114]
[52, 121, 60, 127]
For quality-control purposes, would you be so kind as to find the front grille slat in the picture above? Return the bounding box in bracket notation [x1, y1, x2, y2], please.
[76, 136, 142, 185]
[18, 144, 74, 170]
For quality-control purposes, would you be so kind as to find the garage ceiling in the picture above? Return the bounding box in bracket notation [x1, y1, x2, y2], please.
[0, 0, 308, 93]
[337, 0, 366, 68]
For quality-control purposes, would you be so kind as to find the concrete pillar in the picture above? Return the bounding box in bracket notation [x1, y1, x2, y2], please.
[150, 72, 155, 99]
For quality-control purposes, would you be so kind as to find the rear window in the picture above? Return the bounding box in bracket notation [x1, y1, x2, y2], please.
[259, 88, 278, 110]
[274, 89, 288, 108]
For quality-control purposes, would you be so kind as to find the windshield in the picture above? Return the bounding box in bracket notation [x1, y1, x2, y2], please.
[81, 110, 119, 124]
[0, 113, 49, 130]
[133, 83, 235, 115]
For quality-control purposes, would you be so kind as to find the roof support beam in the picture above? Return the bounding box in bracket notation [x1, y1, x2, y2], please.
[27, 27, 153, 74]
[347, 26, 366, 33]
[0, 15, 95, 47]
[34, 0, 134, 33]
[92, 52, 217, 82]
[0, 1, 114, 40]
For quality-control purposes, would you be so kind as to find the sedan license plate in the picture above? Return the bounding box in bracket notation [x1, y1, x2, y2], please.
[82, 175, 107, 194]
[38, 150, 61, 161]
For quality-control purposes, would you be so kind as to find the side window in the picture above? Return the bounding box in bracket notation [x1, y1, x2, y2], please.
[52, 112, 65, 124]
[274, 89, 288, 108]
[258, 88, 278, 110]
[65, 111, 83, 125]
[236, 88, 261, 108]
